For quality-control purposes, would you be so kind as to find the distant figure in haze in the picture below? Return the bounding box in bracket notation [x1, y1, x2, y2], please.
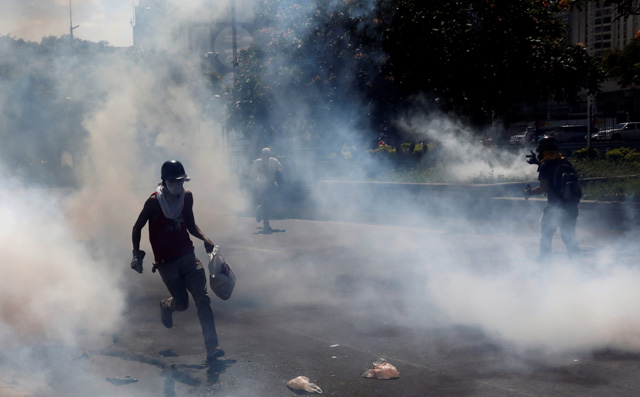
[130, 160, 224, 362]
[252, 147, 283, 232]
[523, 135, 581, 260]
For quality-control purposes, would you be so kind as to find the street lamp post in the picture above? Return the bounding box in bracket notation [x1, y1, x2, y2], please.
[231, 0, 238, 68]
[69, 0, 79, 42]
[586, 1, 593, 147]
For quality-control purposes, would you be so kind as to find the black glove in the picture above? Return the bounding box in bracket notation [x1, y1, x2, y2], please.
[204, 240, 215, 254]
[131, 250, 145, 273]
[523, 184, 531, 200]
[526, 150, 540, 165]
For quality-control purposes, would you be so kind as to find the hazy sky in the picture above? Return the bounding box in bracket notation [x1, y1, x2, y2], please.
[2, 0, 135, 47]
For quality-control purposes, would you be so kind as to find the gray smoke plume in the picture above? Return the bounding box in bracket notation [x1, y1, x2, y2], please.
[0, 3, 245, 393]
[2, 1, 640, 395]
[0, 176, 124, 347]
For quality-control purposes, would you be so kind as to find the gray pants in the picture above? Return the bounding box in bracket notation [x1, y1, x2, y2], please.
[540, 204, 580, 257]
[158, 252, 218, 349]
[256, 182, 278, 227]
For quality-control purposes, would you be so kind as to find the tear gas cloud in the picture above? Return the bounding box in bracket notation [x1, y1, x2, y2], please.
[0, 0, 244, 359]
[0, 177, 124, 347]
[396, 102, 534, 182]
[0, 6, 247, 393]
[238, 1, 640, 361]
[2, 1, 640, 393]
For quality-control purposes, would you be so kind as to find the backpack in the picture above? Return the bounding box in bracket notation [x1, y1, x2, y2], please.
[553, 159, 582, 204]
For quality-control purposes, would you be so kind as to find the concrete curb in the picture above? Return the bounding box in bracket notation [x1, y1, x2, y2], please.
[272, 181, 640, 231]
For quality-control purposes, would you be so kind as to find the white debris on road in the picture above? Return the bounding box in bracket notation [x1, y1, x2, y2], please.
[286, 375, 322, 394]
[362, 358, 400, 380]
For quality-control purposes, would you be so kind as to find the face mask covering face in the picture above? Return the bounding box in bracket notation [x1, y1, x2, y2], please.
[166, 180, 185, 195]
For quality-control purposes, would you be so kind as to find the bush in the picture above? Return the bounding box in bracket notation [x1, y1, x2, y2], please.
[605, 147, 640, 163]
[626, 151, 640, 163]
[572, 146, 599, 160]
[400, 143, 414, 153]
[582, 178, 640, 201]
[369, 145, 397, 155]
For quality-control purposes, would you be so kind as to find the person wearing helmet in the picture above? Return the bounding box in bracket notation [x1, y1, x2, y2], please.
[251, 147, 283, 232]
[130, 160, 224, 362]
[524, 135, 580, 259]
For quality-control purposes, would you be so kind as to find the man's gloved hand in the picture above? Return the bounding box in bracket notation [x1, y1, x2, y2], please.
[523, 184, 532, 200]
[131, 250, 145, 273]
[204, 240, 215, 254]
[526, 150, 540, 165]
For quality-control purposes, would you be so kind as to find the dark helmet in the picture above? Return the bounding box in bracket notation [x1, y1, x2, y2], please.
[535, 135, 558, 154]
[161, 160, 190, 181]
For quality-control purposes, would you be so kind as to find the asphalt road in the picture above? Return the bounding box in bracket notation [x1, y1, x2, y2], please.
[3, 215, 640, 397]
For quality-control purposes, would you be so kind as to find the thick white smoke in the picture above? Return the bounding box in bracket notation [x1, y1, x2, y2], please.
[3, 2, 640, 396]
[429, 263, 640, 352]
[396, 102, 534, 182]
[0, 0, 246, 380]
[63, 51, 246, 243]
[218, 0, 640, 360]
[0, 179, 124, 347]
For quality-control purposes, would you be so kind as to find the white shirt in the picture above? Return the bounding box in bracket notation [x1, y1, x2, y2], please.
[252, 156, 283, 186]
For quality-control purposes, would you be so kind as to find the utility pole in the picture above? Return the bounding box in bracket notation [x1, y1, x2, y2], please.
[231, 0, 238, 68]
[69, 0, 79, 42]
[586, 1, 595, 147]
[130, 0, 136, 29]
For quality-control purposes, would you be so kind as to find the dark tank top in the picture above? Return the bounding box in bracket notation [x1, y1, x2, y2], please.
[148, 193, 194, 264]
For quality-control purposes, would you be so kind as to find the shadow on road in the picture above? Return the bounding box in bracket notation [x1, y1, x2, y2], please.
[255, 227, 286, 234]
[162, 357, 236, 396]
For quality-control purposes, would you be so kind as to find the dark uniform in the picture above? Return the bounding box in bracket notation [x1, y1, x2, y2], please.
[537, 158, 580, 258]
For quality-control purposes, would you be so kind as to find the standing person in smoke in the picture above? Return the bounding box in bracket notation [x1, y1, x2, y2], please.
[252, 147, 283, 232]
[523, 135, 581, 259]
[130, 160, 224, 361]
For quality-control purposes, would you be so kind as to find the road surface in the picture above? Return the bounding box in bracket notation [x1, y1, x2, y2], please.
[2, 215, 640, 396]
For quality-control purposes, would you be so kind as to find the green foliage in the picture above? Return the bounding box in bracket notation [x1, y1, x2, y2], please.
[605, 147, 640, 163]
[572, 146, 599, 160]
[228, 1, 604, 147]
[399, 143, 413, 153]
[598, 0, 640, 87]
[369, 153, 640, 201]
[0, 35, 221, 187]
[0, 35, 96, 186]
[568, 156, 640, 201]
[602, 37, 640, 88]
[581, 178, 640, 202]
[228, 1, 372, 148]
[375, 166, 445, 183]
[573, 157, 640, 177]
[375, 0, 603, 125]
[627, 151, 640, 163]
[368, 145, 397, 156]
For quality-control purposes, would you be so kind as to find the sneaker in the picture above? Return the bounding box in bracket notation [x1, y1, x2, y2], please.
[206, 346, 225, 361]
[159, 300, 173, 329]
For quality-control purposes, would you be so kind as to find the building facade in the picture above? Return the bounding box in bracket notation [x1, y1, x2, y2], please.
[566, 2, 640, 58]
[559, 3, 640, 127]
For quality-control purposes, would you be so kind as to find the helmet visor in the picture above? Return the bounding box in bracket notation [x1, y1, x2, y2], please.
[168, 174, 190, 182]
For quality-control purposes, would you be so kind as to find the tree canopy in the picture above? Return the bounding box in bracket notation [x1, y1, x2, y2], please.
[603, 34, 640, 87]
[227, 0, 604, 147]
